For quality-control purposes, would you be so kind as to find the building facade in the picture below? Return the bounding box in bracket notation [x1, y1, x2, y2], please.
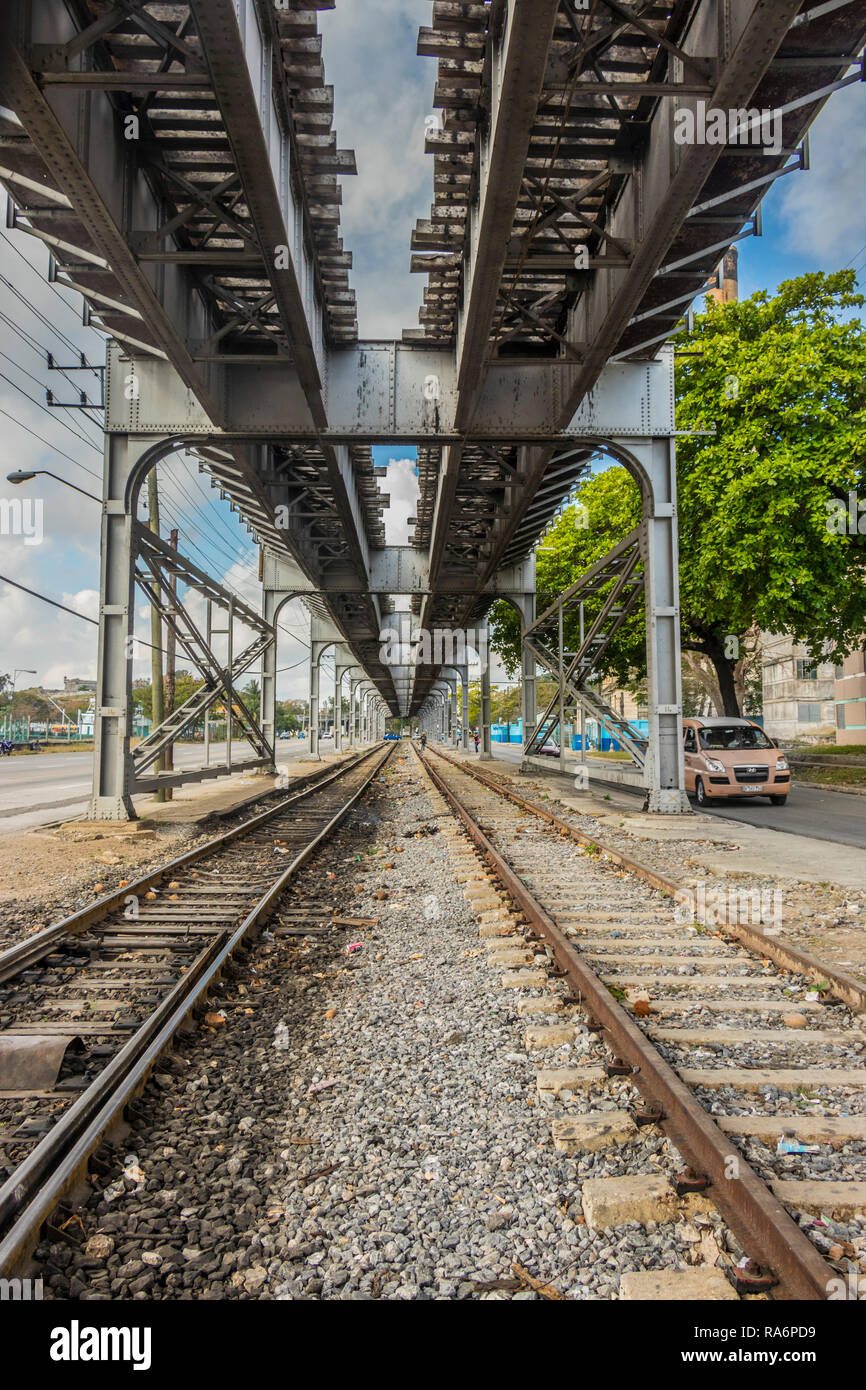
[761, 633, 836, 744]
[834, 650, 866, 744]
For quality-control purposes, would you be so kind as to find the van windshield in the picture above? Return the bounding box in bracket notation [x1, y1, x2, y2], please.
[698, 725, 772, 751]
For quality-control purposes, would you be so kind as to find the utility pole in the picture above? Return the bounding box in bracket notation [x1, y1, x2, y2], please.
[147, 470, 166, 803]
[163, 527, 178, 800]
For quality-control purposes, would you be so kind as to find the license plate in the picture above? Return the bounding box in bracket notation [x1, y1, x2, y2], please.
[741, 783, 762, 792]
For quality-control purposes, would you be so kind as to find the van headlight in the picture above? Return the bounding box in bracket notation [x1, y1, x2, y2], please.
[775, 757, 788, 771]
[704, 758, 726, 773]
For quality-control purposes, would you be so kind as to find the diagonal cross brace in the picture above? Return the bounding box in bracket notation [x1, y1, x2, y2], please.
[132, 562, 273, 772]
[524, 530, 647, 764]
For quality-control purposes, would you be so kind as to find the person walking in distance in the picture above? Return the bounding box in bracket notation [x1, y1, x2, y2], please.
[473, 729, 480, 754]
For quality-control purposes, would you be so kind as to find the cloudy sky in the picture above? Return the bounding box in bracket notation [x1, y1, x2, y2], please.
[0, 6, 863, 707]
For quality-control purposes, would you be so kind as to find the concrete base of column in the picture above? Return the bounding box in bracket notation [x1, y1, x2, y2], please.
[645, 787, 692, 814]
[87, 794, 137, 822]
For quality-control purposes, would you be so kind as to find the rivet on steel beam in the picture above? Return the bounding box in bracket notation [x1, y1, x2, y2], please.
[605, 1059, 632, 1076]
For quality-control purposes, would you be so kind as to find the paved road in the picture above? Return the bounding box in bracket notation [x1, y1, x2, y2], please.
[0, 738, 330, 833]
[477, 741, 866, 850]
[697, 783, 866, 850]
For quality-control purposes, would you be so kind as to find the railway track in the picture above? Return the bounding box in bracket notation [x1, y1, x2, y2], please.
[418, 743, 866, 1301]
[0, 742, 394, 1274]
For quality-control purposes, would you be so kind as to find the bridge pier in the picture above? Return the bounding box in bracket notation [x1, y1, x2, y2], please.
[333, 648, 352, 753]
[89, 433, 276, 820]
[480, 631, 493, 761]
[631, 436, 689, 814]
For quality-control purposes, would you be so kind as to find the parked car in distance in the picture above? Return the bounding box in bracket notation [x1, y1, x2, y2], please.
[682, 716, 790, 807]
[383, 732, 402, 741]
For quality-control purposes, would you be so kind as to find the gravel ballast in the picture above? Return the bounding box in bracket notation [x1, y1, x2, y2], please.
[33, 749, 741, 1301]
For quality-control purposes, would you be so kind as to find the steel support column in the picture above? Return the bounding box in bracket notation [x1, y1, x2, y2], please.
[480, 636, 492, 761]
[514, 594, 537, 756]
[628, 437, 689, 813]
[88, 435, 149, 821]
[260, 588, 279, 775]
[459, 666, 470, 753]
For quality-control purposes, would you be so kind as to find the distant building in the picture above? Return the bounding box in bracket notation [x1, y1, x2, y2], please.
[834, 649, 866, 744]
[706, 246, 739, 306]
[63, 677, 96, 693]
[761, 634, 835, 744]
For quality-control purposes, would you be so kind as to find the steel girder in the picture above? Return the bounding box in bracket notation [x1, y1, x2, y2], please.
[411, 0, 866, 622]
[0, 0, 393, 708]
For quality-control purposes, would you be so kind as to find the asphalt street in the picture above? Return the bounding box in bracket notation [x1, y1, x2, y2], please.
[479, 741, 866, 851]
[0, 737, 328, 833]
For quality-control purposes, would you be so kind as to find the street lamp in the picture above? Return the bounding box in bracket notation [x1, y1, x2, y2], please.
[6, 470, 100, 503]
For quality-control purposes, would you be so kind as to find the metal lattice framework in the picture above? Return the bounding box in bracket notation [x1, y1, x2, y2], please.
[0, 0, 399, 715]
[1, 0, 865, 816]
[523, 527, 648, 764]
[405, 0, 866, 714]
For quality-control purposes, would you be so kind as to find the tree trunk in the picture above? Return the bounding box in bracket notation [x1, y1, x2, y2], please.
[703, 638, 742, 716]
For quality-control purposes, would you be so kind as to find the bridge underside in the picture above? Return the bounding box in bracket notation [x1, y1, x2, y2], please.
[0, 0, 863, 815]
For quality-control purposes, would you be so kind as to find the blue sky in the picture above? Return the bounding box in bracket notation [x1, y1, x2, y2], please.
[0, 4, 863, 699]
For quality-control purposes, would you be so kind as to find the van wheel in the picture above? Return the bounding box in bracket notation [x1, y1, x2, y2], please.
[695, 777, 708, 807]
[769, 794, 788, 806]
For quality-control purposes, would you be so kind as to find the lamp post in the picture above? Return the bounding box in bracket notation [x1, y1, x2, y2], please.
[6, 469, 100, 504]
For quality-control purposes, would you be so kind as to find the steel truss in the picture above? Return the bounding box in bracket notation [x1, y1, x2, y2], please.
[523, 528, 648, 765]
[2, 0, 864, 819]
[131, 523, 273, 792]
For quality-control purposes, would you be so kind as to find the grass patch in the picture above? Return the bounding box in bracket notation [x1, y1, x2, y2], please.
[794, 765, 866, 788]
[6, 741, 95, 755]
[791, 743, 866, 758]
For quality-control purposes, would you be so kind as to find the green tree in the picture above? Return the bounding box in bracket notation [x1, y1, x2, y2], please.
[275, 699, 304, 733]
[241, 679, 261, 721]
[489, 466, 643, 683]
[490, 271, 866, 718]
[675, 270, 866, 713]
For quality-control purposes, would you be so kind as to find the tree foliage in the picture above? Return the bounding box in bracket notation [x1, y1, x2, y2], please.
[674, 269, 866, 712]
[490, 271, 866, 716]
[489, 467, 642, 684]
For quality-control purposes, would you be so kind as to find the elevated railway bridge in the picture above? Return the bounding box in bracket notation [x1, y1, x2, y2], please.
[1, 0, 864, 817]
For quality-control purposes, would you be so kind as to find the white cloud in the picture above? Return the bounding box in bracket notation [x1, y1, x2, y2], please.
[383, 456, 420, 545]
[319, 0, 434, 338]
[776, 83, 866, 261]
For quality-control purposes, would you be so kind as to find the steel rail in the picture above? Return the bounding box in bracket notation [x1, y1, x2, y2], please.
[0, 746, 382, 985]
[0, 741, 395, 1273]
[418, 746, 837, 1301]
[425, 746, 866, 1016]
